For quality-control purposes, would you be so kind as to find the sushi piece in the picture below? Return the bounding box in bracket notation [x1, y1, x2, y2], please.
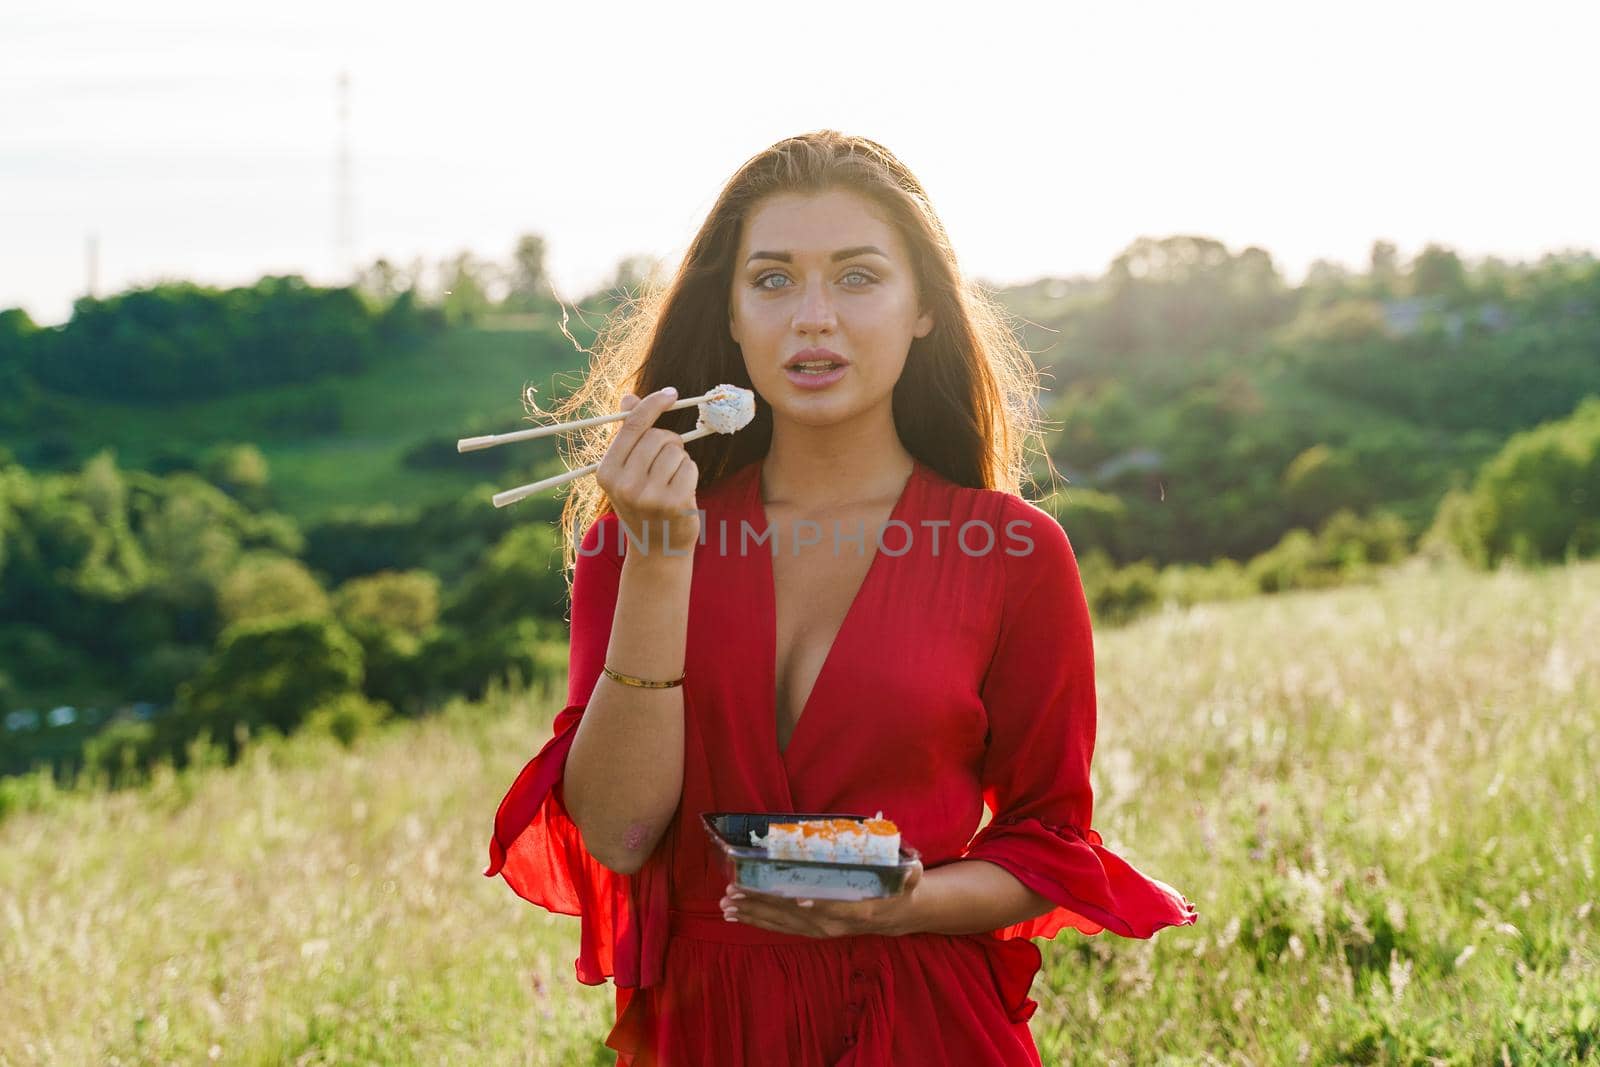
[862, 813, 901, 865]
[754, 822, 805, 860]
[831, 819, 869, 863]
[744, 814, 901, 865]
[799, 821, 838, 861]
[696, 385, 757, 435]
[754, 822, 805, 856]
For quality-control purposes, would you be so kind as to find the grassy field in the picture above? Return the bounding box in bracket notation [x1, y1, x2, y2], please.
[2, 557, 1597, 1064]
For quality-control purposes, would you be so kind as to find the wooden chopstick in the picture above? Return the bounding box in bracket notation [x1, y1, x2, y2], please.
[490, 424, 718, 508]
[458, 389, 725, 453]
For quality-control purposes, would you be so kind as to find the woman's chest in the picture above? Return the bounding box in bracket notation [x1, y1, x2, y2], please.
[765, 499, 901, 752]
[682, 530, 1005, 779]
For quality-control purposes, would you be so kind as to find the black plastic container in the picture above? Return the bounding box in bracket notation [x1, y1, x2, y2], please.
[701, 811, 921, 901]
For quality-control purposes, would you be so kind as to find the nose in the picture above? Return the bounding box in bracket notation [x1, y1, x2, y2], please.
[790, 277, 837, 335]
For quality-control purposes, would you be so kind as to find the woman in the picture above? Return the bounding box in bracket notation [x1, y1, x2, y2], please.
[486, 130, 1197, 1065]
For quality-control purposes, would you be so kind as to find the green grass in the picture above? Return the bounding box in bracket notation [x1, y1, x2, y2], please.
[2, 558, 1597, 1064]
[9, 323, 595, 523]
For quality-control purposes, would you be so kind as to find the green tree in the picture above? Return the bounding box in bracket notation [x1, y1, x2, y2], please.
[355, 257, 411, 304]
[136, 478, 247, 637]
[1051, 380, 1142, 472]
[1282, 444, 1370, 528]
[503, 234, 550, 312]
[335, 569, 439, 635]
[420, 617, 566, 701]
[333, 570, 441, 715]
[303, 692, 393, 748]
[33, 277, 387, 402]
[440, 251, 497, 325]
[1369, 239, 1401, 297]
[0, 308, 39, 418]
[1410, 243, 1468, 300]
[583, 254, 666, 310]
[1301, 258, 1354, 303]
[217, 552, 330, 628]
[1041, 487, 1129, 560]
[81, 719, 157, 785]
[166, 614, 364, 762]
[1420, 487, 1490, 567]
[1089, 236, 1293, 362]
[1470, 396, 1600, 564]
[202, 443, 271, 509]
[442, 522, 567, 631]
[0, 457, 149, 657]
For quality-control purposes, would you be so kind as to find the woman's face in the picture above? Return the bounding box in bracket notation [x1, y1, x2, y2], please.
[729, 188, 933, 427]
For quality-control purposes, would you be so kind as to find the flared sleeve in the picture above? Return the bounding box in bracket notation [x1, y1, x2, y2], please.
[484, 512, 669, 989]
[962, 497, 1198, 942]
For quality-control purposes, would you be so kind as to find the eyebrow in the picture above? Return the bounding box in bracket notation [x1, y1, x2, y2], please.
[745, 245, 888, 265]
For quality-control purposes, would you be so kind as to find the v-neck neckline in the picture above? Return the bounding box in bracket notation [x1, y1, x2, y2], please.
[749, 456, 923, 773]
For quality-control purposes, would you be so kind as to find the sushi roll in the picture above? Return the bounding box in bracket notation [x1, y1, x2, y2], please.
[831, 819, 869, 864]
[799, 821, 838, 862]
[862, 814, 901, 865]
[752, 821, 805, 860]
[745, 814, 899, 864]
[696, 385, 757, 435]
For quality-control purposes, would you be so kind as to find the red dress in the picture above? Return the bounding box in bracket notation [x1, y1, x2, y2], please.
[486, 457, 1197, 1065]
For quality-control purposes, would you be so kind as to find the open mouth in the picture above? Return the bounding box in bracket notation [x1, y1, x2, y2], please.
[790, 360, 843, 375]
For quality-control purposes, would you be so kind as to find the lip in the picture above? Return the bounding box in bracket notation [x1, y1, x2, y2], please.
[783, 348, 849, 369]
[783, 363, 848, 390]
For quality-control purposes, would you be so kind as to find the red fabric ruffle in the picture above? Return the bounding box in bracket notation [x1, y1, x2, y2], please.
[484, 702, 669, 989]
[963, 815, 1198, 940]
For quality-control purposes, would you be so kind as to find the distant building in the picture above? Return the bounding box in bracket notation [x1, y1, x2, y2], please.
[1382, 297, 1510, 339]
[1095, 448, 1164, 483]
[1381, 296, 1439, 336]
[1048, 447, 1165, 489]
[4, 710, 40, 732]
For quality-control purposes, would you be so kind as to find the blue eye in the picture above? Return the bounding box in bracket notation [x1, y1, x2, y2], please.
[753, 269, 877, 290]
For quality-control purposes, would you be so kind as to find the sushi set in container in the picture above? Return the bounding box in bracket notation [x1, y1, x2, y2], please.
[700, 811, 920, 901]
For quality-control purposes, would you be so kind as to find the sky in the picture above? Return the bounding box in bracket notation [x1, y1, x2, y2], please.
[3, 0, 1596, 326]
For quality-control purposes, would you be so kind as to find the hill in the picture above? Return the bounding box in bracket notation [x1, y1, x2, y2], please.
[3, 557, 1596, 1063]
[2, 320, 593, 525]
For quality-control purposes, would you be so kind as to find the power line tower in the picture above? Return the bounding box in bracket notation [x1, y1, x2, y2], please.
[335, 70, 354, 282]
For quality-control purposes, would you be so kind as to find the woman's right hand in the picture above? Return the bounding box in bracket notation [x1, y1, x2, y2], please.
[597, 386, 702, 558]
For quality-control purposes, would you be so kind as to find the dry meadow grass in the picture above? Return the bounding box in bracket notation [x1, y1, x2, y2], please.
[2, 557, 1596, 1064]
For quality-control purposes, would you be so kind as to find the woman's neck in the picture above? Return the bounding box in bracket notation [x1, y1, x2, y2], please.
[760, 411, 914, 513]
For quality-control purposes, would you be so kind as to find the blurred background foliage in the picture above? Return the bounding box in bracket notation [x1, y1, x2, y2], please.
[1, 232, 1597, 784]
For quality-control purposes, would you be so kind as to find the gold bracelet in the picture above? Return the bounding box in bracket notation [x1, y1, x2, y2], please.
[602, 663, 686, 689]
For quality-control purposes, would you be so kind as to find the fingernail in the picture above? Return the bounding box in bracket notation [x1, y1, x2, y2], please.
[663, 386, 677, 398]
[723, 910, 739, 921]
[729, 892, 746, 901]
[798, 899, 814, 908]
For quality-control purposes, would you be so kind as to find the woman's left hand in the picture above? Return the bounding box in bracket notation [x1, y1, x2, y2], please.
[718, 861, 924, 938]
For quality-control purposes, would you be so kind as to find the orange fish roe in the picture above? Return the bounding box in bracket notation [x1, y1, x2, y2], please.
[864, 818, 899, 836]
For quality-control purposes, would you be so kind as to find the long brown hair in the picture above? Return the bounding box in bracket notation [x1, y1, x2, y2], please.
[537, 129, 1053, 582]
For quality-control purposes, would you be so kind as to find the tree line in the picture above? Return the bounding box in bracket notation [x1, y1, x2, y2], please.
[0, 444, 573, 780]
[1, 233, 1597, 789]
